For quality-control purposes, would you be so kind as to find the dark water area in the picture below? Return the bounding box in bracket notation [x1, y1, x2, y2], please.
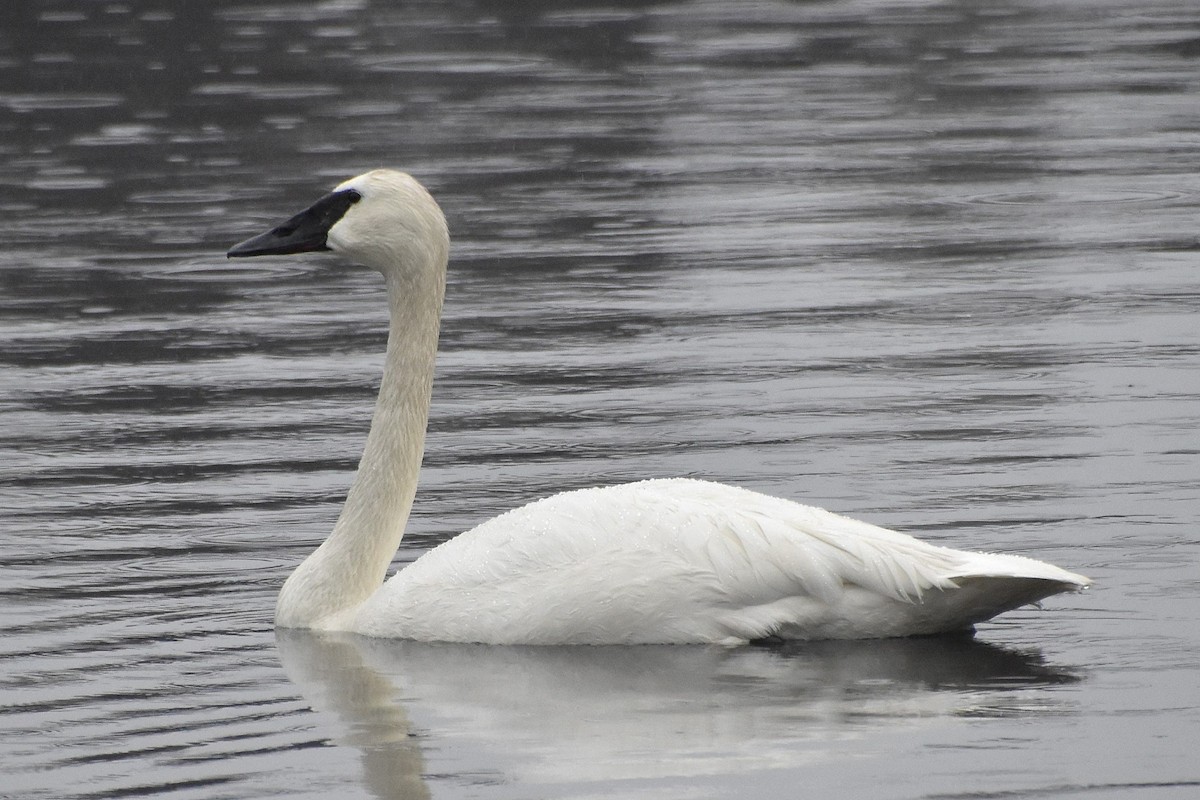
[2, 1, 1199, 798]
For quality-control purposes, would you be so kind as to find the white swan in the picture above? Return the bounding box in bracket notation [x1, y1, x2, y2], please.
[228, 169, 1090, 645]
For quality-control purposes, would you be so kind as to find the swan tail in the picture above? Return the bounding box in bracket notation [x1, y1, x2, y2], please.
[730, 550, 1091, 643]
[921, 553, 1091, 631]
[945, 551, 1091, 595]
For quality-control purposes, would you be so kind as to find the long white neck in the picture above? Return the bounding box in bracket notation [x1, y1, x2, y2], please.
[276, 262, 445, 629]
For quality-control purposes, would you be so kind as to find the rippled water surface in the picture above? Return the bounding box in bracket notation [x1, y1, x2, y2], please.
[3, 1, 1199, 798]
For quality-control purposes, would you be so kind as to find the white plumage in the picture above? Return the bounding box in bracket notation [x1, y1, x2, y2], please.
[358, 478, 1085, 644]
[228, 169, 1090, 645]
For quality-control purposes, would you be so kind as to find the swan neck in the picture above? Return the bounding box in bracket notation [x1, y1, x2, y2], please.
[276, 263, 444, 629]
[351, 270, 443, 527]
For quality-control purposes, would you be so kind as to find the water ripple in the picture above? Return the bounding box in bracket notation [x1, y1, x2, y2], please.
[2, 1, 1198, 799]
[946, 188, 1190, 206]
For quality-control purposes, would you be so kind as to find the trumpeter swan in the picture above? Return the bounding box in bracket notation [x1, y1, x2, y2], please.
[228, 169, 1089, 645]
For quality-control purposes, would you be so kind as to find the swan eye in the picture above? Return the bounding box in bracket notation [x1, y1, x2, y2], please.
[303, 188, 362, 233]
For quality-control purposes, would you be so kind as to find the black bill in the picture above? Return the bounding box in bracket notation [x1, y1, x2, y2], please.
[227, 188, 361, 258]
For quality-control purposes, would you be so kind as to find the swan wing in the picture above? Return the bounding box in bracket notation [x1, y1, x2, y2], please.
[354, 479, 1086, 644]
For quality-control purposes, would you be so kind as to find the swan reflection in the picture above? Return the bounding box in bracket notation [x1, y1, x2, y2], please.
[276, 631, 1078, 799]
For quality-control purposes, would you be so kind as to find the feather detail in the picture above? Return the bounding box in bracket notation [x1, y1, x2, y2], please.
[349, 479, 1089, 644]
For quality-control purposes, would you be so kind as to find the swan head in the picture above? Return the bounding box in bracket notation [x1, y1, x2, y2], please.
[228, 169, 448, 279]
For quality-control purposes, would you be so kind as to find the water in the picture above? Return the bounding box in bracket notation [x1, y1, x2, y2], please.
[2, 0, 1198, 797]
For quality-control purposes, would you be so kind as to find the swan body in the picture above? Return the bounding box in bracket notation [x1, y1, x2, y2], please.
[228, 169, 1090, 645]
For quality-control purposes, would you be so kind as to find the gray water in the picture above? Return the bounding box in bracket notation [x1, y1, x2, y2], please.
[2, 1, 1199, 798]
